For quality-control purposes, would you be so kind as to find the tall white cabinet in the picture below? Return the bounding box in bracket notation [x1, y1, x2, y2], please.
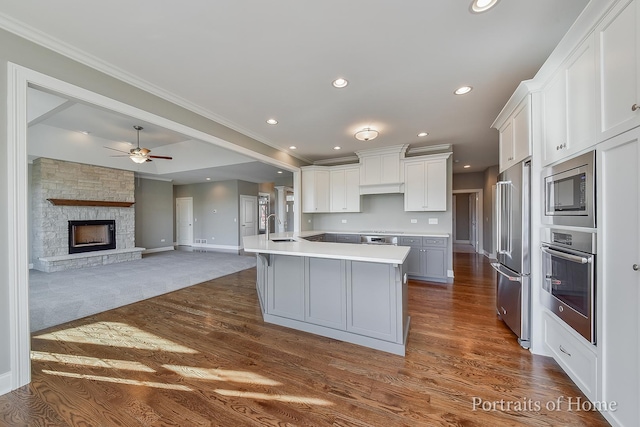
[598, 128, 640, 427]
[596, 0, 640, 141]
[403, 153, 450, 212]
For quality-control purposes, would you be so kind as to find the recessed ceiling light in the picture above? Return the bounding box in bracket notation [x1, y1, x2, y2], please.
[464, 165, 471, 168]
[334, 146, 341, 150]
[266, 118, 278, 125]
[470, 0, 500, 13]
[206, 177, 211, 181]
[277, 171, 283, 174]
[417, 132, 429, 137]
[289, 145, 297, 150]
[332, 78, 348, 88]
[454, 86, 473, 95]
[80, 131, 89, 135]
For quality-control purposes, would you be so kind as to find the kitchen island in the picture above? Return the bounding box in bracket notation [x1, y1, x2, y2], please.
[243, 232, 411, 355]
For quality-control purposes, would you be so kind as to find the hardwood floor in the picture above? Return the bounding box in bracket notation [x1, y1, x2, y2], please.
[0, 253, 608, 426]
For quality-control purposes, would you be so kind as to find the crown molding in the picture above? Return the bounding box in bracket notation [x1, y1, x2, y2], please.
[407, 144, 452, 156]
[0, 12, 313, 165]
[313, 155, 359, 166]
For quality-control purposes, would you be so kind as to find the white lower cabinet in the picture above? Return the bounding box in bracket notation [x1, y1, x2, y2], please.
[543, 310, 598, 401]
[598, 128, 640, 427]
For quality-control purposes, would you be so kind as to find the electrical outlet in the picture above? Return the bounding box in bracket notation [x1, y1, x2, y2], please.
[341, 219, 347, 223]
[161, 239, 166, 242]
[308, 219, 312, 223]
[429, 218, 438, 225]
[411, 219, 417, 224]
[212, 237, 215, 240]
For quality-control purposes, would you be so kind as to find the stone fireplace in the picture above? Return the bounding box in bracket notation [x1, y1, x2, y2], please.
[31, 158, 143, 272]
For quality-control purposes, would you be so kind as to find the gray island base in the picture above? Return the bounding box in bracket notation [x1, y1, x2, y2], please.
[244, 233, 411, 356]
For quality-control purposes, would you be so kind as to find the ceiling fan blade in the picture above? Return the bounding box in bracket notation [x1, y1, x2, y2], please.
[148, 155, 173, 160]
[104, 146, 130, 154]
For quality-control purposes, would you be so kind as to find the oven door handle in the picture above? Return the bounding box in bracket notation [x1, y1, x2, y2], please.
[541, 246, 590, 264]
[490, 262, 522, 282]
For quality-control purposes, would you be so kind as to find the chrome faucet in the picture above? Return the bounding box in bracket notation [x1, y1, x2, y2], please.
[265, 214, 281, 240]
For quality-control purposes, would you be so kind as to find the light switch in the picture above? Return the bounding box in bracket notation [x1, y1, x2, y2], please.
[429, 218, 438, 225]
[341, 219, 347, 223]
[411, 219, 418, 224]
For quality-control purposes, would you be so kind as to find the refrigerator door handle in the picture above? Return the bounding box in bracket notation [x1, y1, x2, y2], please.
[496, 181, 512, 255]
[491, 262, 522, 282]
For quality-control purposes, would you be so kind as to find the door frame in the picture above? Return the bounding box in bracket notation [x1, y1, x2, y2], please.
[5, 63, 301, 394]
[175, 197, 194, 246]
[452, 189, 483, 254]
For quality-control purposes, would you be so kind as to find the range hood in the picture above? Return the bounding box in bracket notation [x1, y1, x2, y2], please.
[359, 182, 404, 195]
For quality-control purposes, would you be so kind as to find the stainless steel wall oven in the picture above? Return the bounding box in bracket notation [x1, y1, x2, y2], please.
[541, 228, 596, 343]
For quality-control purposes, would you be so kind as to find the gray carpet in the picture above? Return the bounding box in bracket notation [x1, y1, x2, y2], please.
[29, 249, 256, 332]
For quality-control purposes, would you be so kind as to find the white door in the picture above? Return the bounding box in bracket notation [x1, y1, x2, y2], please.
[240, 195, 258, 243]
[176, 197, 193, 246]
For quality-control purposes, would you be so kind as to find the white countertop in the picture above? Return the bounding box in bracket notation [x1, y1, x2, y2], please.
[243, 232, 410, 265]
[304, 230, 450, 238]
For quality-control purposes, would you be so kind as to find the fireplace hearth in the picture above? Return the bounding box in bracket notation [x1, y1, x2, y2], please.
[69, 220, 116, 254]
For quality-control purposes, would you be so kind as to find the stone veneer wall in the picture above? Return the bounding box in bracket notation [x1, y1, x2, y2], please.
[31, 158, 136, 272]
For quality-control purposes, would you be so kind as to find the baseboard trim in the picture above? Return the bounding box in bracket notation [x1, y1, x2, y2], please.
[0, 371, 12, 396]
[191, 243, 242, 252]
[447, 269, 454, 278]
[142, 246, 175, 255]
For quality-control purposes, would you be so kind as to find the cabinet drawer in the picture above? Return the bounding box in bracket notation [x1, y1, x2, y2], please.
[543, 311, 597, 400]
[399, 236, 423, 247]
[423, 237, 447, 247]
[335, 234, 359, 244]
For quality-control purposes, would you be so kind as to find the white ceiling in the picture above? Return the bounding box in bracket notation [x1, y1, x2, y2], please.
[1, 0, 589, 176]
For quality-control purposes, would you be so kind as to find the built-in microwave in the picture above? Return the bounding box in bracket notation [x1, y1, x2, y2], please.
[542, 151, 595, 228]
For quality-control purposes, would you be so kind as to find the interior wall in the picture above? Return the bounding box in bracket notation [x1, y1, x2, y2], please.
[0, 48, 9, 381]
[173, 179, 258, 247]
[452, 172, 484, 190]
[134, 178, 174, 250]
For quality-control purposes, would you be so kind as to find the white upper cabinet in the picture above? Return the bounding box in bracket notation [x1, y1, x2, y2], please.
[492, 82, 534, 172]
[499, 95, 532, 172]
[542, 34, 596, 166]
[330, 166, 360, 212]
[301, 166, 330, 213]
[403, 153, 450, 212]
[596, 0, 640, 140]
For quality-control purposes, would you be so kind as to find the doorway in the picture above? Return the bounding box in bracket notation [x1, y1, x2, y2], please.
[452, 189, 483, 255]
[6, 63, 302, 393]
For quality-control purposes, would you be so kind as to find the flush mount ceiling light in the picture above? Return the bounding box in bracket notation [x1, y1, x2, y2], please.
[332, 78, 348, 88]
[354, 128, 379, 141]
[417, 132, 429, 137]
[454, 85, 473, 95]
[470, 0, 500, 13]
[266, 118, 278, 125]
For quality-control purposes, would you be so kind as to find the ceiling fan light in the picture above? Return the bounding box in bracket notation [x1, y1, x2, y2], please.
[130, 155, 147, 164]
[355, 128, 379, 141]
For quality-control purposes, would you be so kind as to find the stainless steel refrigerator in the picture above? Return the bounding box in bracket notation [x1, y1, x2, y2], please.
[491, 159, 531, 349]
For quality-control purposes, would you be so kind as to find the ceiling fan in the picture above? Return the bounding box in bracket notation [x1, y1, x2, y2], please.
[105, 125, 173, 163]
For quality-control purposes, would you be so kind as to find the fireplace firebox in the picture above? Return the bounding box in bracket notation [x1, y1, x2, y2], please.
[68, 220, 116, 254]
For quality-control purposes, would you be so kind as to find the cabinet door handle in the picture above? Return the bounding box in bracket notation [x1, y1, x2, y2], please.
[632, 104, 639, 112]
[559, 345, 571, 357]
